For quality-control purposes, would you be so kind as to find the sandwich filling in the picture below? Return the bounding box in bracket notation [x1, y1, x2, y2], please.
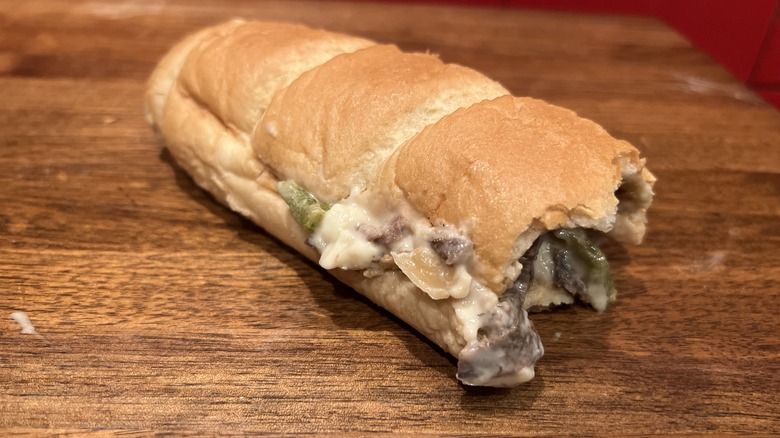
[279, 180, 620, 387]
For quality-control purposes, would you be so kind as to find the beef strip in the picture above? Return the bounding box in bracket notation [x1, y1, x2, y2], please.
[552, 247, 587, 299]
[456, 254, 544, 387]
[430, 236, 472, 265]
[455, 229, 615, 386]
[357, 216, 406, 247]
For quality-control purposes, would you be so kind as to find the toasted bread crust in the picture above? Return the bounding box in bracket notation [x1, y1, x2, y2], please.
[254, 44, 508, 203]
[177, 21, 374, 136]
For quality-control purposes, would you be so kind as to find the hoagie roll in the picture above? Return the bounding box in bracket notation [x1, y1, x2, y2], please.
[145, 20, 655, 387]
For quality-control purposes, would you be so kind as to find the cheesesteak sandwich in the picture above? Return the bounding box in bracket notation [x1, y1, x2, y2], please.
[145, 20, 655, 387]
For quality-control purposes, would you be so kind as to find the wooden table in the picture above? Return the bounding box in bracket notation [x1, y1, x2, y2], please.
[2, 0, 779, 435]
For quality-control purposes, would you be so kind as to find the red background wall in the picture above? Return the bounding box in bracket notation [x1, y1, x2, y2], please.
[506, 0, 780, 109]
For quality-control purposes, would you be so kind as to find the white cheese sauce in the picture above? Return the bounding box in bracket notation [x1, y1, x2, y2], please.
[310, 189, 480, 301]
[309, 198, 385, 270]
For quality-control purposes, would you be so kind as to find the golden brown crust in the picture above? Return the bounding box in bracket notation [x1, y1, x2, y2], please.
[253, 44, 508, 204]
[144, 20, 244, 128]
[176, 21, 374, 136]
[382, 95, 651, 291]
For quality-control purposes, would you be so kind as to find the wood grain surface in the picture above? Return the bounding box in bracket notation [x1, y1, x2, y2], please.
[1, 0, 779, 435]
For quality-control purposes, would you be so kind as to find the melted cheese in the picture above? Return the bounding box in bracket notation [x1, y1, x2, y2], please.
[311, 190, 480, 301]
[452, 281, 498, 342]
[309, 196, 384, 270]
